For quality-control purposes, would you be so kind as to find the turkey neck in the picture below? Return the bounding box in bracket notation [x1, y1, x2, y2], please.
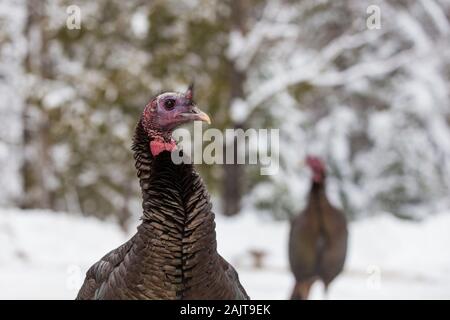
[306, 181, 330, 220]
[131, 120, 218, 293]
[133, 119, 213, 219]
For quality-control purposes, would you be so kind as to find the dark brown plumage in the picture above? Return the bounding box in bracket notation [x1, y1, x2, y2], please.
[288, 156, 348, 300]
[76, 88, 249, 300]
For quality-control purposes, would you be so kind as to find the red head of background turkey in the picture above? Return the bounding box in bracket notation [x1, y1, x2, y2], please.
[306, 155, 326, 183]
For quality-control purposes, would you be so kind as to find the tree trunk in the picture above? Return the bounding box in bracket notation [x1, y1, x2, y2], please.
[21, 0, 53, 209]
[222, 0, 247, 216]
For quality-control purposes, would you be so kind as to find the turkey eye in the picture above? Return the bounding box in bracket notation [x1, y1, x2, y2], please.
[164, 99, 175, 110]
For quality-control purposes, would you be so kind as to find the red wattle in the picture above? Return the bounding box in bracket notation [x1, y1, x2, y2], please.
[150, 139, 177, 156]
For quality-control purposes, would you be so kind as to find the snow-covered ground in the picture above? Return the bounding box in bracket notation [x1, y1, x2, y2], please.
[0, 208, 449, 299]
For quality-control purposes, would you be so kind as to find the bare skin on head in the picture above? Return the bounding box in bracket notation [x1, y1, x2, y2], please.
[141, 85, 211, 157]
[306, 155, 326, 184]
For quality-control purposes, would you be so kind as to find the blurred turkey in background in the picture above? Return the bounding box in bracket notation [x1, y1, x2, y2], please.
[0, 0, 449, 299]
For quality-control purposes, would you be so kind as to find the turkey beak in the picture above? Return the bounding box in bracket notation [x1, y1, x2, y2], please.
[179, 105, 211, 124]
[192, 107, 211, 124]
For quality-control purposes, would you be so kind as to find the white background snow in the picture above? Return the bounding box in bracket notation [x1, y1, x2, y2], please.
[0, 208, 449, 299]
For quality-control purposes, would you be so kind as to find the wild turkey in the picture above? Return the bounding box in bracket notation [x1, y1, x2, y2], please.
[76, 86, 249, 300]
[288, 156, 348, 299]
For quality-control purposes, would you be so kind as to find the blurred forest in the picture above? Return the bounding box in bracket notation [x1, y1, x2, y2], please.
[0, 0, 449, 227]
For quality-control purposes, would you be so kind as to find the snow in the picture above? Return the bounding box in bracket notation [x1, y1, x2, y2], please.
[0, 209, 126, 299]
[230, 98, 249, 124]
[131, 10, 149, 39]
[43, 87, 75, 110]
[217, 212, 450, 300]
[0, 0, 27, 206]
[0, 208, 449, 299]
[420, 0, 450, 35]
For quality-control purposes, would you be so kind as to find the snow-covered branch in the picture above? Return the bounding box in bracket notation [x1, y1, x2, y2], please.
[227, 0, 299, 71]
[245, 29, 389, 112]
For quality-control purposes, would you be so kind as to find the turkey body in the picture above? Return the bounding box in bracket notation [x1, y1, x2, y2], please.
[288, 182, 348, 299]
[76, 121, 249, 300]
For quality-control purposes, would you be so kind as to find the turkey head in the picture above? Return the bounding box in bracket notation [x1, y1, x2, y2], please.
[141, 84, 211, 156]
[306, 155, 326, 183]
